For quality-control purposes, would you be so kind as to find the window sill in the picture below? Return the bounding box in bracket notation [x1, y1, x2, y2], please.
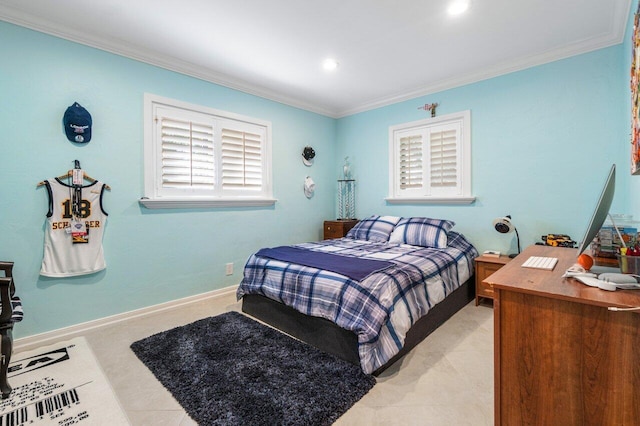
[385, 196, 476, 205]
[139, 197, 277, 209]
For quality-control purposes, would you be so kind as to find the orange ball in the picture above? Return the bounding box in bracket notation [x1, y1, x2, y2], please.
[577, 253, 594, 271]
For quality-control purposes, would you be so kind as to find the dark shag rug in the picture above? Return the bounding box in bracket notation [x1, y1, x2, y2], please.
[130, 311, 376, 425]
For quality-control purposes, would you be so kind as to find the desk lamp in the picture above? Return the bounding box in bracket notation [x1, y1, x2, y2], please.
[493, 215, 521, 258]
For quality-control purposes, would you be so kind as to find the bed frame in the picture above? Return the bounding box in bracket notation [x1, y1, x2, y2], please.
[241, 276, 474, 376]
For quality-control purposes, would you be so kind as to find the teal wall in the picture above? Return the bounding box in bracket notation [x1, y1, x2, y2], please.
[0, 21, 336, 337]
[337, 45, 629, 256]
[1, 2, 636, 338]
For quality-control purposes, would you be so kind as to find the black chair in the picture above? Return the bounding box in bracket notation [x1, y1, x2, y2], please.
[0, 262, 23, 399]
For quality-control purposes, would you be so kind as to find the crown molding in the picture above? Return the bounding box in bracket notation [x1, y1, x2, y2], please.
[336, 3, 630, 118]
[0, 0, 631, 120]
[0, 7, 338, 118]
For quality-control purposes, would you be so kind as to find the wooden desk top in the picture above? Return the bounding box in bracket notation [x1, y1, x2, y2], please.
[485, 244, 640, 310]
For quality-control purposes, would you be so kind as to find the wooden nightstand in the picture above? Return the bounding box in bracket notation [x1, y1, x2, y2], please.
[474, 254, 511, 305]
[324, 219, 358, 239]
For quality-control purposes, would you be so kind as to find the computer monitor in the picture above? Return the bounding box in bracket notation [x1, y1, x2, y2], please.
[576, 164, 616, 256]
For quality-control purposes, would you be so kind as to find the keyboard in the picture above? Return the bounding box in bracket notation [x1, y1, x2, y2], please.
[521, 256, 558, 270]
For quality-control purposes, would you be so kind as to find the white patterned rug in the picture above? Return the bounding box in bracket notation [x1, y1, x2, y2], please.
[0, 336, 129, 425]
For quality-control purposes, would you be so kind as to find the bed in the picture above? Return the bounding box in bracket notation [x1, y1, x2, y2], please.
[237, 215, 478, 375]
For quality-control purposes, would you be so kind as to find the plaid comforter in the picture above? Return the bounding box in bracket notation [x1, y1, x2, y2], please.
[237, 231, 478, 374]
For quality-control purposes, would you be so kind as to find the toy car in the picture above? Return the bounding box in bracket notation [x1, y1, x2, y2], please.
[541, 234, 576, 248]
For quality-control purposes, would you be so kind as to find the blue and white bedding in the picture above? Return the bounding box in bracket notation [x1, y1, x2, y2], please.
[237, 229, 478, 374]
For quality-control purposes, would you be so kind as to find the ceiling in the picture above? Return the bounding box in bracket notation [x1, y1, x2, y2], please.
[0, 0, 631, 118]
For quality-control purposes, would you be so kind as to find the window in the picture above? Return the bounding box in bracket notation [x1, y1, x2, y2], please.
[141, 94, 275, 208]
[387, 110, 474, 204]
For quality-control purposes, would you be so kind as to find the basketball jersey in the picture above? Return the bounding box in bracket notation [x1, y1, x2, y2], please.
[40, 178, 108, 277]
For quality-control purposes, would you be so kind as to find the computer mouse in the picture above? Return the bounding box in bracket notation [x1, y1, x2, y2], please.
[597, 273, 638, 284]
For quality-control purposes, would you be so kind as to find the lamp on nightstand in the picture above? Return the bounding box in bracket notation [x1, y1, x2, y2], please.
[493, 215, 521, 258]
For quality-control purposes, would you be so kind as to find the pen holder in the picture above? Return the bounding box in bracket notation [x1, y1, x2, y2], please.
[617, 255, 640, 274]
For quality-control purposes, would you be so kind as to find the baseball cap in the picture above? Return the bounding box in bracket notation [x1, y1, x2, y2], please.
[302, 146, 315, 166]
[63, 102, 92, 143]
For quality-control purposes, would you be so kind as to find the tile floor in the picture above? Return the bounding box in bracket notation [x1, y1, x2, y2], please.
[17, 293, 495, 425]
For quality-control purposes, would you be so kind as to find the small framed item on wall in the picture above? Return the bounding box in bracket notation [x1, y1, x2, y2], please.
[631, 2, 640, 174]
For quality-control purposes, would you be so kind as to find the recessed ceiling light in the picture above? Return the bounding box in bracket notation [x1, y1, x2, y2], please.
[323, 58, 339, 71]
[448, 0, 470, 16]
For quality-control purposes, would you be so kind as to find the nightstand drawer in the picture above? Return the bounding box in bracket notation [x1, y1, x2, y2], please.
[474, 255, 511, 305]
[324, 220, 358, 239]
[477, 264, 502, 298]
[477, 282, 494, 300]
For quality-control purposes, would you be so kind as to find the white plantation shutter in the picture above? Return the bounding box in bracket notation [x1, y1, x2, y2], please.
[161, 117, 215, 190]
[399, 134, 423, 190]
[144, 94, 273, 208]
[429, 124, 459, 190]
[221, 127, 263, 191]
[389, 111, 472, 203]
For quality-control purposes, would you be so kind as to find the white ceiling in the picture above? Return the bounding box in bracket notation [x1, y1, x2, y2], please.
[0, 0, 631, 118]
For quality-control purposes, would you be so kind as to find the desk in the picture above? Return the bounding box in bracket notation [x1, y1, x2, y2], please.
[486, 245, 640, 425]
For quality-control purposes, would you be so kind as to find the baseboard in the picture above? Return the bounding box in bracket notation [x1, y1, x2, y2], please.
[15, 285, 238, 352]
